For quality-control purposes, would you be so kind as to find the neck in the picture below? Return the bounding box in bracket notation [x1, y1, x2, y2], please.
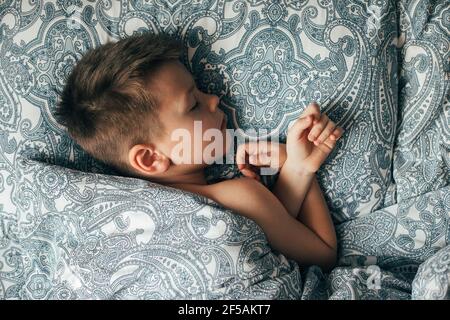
[153, 167, 208, 187]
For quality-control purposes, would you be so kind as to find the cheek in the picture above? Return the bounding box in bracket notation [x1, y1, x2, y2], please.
[189, 113, 216, 137]
[166, 114, 226, 164]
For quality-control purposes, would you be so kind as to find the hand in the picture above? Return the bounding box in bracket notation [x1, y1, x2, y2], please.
[286, 102, 344, 174]
[236, 142, 287, 181]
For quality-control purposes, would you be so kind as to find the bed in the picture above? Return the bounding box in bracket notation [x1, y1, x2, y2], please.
[0, 0, 448, 299]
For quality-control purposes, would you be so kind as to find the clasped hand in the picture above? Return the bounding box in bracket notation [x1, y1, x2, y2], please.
[236, 102, 344, 180]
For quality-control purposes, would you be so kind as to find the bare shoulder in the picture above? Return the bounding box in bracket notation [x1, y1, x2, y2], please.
[169, 177, 277, 221]
[206, 176, 267, 200]
[205, 177, 277, 220]
[167, 177, 265, 204]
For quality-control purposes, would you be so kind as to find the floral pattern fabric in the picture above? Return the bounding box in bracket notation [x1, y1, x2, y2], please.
[0, 0, 448, 299]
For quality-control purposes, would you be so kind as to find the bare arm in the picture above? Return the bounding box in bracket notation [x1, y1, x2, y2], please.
[296, 175, 337, 253]
[270, 162, 336, 264]
[271, 160, 315, 219]
[267, 143, 337, 254]
[201, 177, 336, 271]
[233, 104, 342, 271]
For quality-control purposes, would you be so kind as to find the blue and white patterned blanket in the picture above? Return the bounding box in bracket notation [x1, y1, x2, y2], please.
[0, 0, 448, 299]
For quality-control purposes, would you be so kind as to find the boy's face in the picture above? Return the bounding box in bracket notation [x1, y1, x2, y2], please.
[148, 60, 229, 166]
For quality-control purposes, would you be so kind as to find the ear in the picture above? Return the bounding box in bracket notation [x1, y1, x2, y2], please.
[128, 144, 171, 176]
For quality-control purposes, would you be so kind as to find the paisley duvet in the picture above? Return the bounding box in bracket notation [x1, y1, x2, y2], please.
[0, 0, 448, 299]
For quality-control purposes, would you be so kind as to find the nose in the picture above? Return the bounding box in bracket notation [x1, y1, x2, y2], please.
[207, 94, 220, 113]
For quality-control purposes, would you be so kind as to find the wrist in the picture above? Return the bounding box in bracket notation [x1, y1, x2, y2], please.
[283, 157, 316, 176]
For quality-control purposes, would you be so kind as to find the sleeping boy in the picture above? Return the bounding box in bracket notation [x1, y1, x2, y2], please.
[56, 33, 344, 271]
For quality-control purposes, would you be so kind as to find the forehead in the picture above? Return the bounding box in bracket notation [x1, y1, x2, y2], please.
[146, 60, 193, 111]
[149, 60, 192, 94]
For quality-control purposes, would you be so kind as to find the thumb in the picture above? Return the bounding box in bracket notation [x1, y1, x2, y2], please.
[249, 153, 271, 167]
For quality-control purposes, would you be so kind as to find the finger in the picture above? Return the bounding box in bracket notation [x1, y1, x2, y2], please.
[236, 142, 263, 165]
[240, 167, 254, 178]
[239, 163, 255, 174]
[246, 141, 272, 158]
[241, 168, 253, 179]
[330, 127, 345, 141]
[308, 115, 329, 143]
[301, 102, 321, 121]
[250, 141, 271, 156]
[322, 134, 338, 150]
[241, 168, 260, 181]
[237, 151, 258, 176]
[236, 143, 248, 166]
[322, 126, 348, 149]
[315, 119, 336, 144]
[250, 151, 275, 166]
[237, 142, 277, 171]
[288, 115, 313, 140]
[309, 138, 335, 165]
